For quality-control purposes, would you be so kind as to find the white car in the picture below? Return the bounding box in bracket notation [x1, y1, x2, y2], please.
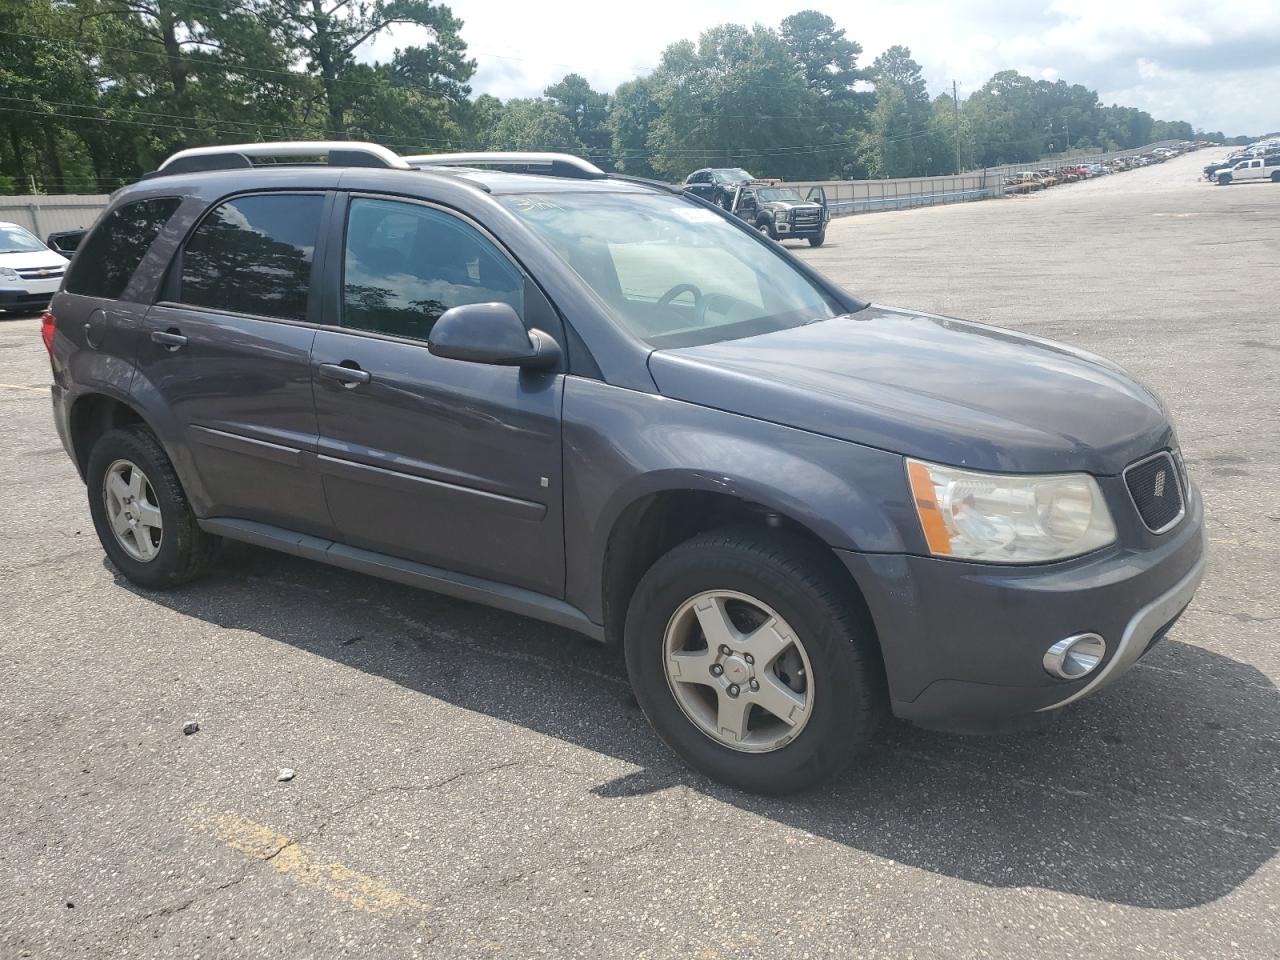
[0, 221, 69, 314]
[1216, 156, 1280, 185]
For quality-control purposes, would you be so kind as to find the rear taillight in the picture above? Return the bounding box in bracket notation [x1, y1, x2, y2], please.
[41, 310, 57, 360]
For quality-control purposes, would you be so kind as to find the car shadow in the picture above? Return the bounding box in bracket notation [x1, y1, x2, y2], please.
[111, 543, 1279, 911]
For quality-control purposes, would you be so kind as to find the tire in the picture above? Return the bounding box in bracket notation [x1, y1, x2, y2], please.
[1218, 174, 1231, 185]
[1272, 171, 1279, 183]
[757, 219, 777, 241]
[87, 424, 220, 589]
[808, 232, 826, 248]
[623, 526, 884, 794]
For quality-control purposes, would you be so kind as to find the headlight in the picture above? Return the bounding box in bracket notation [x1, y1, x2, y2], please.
[0, 267, 19, 281]
[775, 210, 789, 222]
[906, 458, 1116, 563]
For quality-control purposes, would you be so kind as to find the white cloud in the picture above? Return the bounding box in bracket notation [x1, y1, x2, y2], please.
[364, 0, 1278, 134]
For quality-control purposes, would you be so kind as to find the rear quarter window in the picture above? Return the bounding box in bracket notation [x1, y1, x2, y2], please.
[63, 197, 182, 300]
[178, 193, 323, 322]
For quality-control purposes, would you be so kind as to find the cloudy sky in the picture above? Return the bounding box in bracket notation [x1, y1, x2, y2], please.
[367, 0, 1278, 136]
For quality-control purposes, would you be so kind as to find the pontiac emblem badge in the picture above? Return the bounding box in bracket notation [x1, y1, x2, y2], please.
[1154, 469, 1167, 498]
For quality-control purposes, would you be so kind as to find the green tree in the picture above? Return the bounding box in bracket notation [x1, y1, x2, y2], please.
[544, 73, 610, 160]
[964, 70, 1043, 165]
[647, 23, 825, 181]
[779, 10, 861, 101]
[870, 45, 928, 104]
[921, 91, 969, 175]
[863, 46, 931, 176]
[488, 98, 584, 152]
[460, 92, 504, 149]
[860, 82, 917, 177]
[607, 76, 660, 177]
[274, 0, 472, 138]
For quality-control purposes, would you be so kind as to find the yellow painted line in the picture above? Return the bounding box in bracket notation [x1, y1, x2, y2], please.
[197, 811, 431, 915]
[0, 383, 47, 394]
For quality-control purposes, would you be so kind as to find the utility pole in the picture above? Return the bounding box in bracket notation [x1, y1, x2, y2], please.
[952, 80, 962, 173]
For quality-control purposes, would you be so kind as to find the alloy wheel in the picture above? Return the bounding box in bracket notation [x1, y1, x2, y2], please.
[103, 459, 163, 562]
[662, 590, 814, 753]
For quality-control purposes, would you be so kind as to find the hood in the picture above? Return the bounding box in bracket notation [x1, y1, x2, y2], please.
[647, 306, 1173, 475]
[0, 248, 68, 270]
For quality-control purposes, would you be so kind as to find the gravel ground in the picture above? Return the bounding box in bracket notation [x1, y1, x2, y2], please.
[1, 149, 1277, 959]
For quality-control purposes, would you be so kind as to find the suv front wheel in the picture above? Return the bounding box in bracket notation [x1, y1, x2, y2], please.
[87, 425, 220, 589]
[623, 527, 883, 793]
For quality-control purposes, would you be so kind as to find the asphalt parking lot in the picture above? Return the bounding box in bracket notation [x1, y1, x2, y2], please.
[2, 149, 1277, 959]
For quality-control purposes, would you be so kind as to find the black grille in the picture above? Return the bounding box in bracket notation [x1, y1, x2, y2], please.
[1125, 452, 1184, 533]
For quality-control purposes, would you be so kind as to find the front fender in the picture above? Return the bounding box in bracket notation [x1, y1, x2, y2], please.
[561, 377, 917, 622]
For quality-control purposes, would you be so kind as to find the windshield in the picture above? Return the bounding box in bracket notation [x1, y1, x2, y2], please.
[502, 192, 841, 349]
[756, 187, 804, 202]
[0, 224, 47, 254]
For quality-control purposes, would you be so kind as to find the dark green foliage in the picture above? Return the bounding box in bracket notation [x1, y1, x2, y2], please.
[0, 2, 1213, 192]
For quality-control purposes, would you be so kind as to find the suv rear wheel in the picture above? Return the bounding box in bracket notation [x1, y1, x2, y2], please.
[87, 425, 220, 589]
[623, 527, 883, 793]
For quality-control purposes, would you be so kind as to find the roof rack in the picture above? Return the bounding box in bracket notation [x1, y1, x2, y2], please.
[153, 141, 411, 176]
[404, 152, 606, 180]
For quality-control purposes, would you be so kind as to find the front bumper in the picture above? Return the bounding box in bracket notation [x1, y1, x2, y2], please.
[839, 482, 1206, 729]
[774, 220, 824, 237]
[0, 282, 57, 311]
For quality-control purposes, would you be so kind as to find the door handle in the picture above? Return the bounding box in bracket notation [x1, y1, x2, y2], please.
[318, 361, 371, 387]
[151, 329, 187, 350]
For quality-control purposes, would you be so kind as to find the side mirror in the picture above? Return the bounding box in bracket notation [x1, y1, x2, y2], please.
[427, 302, 561, 370]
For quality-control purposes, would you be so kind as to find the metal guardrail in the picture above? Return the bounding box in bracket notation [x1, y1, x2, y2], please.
[787, 139, 1189, 218]
[827, 187, 998, 214]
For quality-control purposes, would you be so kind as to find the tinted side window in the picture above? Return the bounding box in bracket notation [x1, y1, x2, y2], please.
[180, 194, 322, 321]
[64, 197, 181, 299]
[341, 197, 523, 342]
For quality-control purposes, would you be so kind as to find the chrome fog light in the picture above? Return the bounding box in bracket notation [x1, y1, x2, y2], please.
[1043, 633, 1107, 680]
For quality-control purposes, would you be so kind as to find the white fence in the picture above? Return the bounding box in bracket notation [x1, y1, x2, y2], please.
[0, 194, 110, 238]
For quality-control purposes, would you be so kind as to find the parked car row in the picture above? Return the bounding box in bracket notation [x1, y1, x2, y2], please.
[1203, 138, 1280, 185]
[1002, 143, 1202, 195]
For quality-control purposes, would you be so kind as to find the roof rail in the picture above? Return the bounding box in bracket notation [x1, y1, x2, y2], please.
[606, 173, 683, 194]
[154, 141, 411, 176]
[404, 152, 606, 180]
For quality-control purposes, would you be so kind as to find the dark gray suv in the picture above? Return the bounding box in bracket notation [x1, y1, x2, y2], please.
[45, 143, 1205, 793]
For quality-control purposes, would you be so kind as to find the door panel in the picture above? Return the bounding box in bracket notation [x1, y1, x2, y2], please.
[312, 330, 564, 594]
[140, 305, 331, 534]
[135, 191, 332, 535]
[311, 194, 565, 596]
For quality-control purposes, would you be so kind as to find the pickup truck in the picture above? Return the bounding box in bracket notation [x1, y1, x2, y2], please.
[682, 169, 830, 246]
